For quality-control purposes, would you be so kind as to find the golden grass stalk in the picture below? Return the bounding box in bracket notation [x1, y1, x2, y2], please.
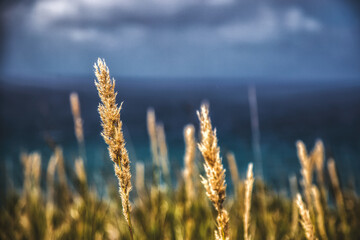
[327, 159, 344, 212]
[183, 124, 196, 201]
[157, 123, 171, 188]
[296, 193, 317, 240]
[311, 140, 327, 205]
[311, 140, 324, 187]
[46, 153, 58, 204]
[75, 157, 87, 184]
[311, 185, 327, 240]
[226, 152, 239, 195]
[327, 158, 348, 236]
[244, 163, 254, 240]
[54, 147, 67, 187]
[94, 58, 134, 239]
[289, 175, 299, 238]
[46, 152, 58, 240]
[197, 104, 229, 240]
[147, 108, 160, 185]
[70, 92, 84, 145]
[21, 152, 41, 198]
[296, 140, 313, 214]
[136, 162, 145, 198]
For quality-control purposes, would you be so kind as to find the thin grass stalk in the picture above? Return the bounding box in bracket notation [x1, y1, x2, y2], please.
[244, 163, 254, 240]
[70, 92, 86, 162]
[296, 141, 314, 217]
[183, 124, 196, 201]
[136, 162, 145, 199]
[296, 194, 317, 240]
[311, 185, 327, 240]
[46, 153, 58, 204]
[197, 104, 229, 240]
[94, 58, 134, 240]
[311, 140, 327, 206]
[327, 158, 348, 237]
[156, 123, 171, 189]
[147, 108, 160, 186]
[226, 152, 239, 195]
[289, 175, 299, 238]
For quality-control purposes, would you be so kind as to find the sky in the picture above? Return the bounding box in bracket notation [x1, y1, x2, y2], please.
[1, 0, 360, 81]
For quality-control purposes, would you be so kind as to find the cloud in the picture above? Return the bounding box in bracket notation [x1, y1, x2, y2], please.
[14, 0, 323, 48]
[2, 0, 359, 79]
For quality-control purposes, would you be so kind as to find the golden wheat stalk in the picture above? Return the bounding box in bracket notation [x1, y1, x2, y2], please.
[296, 140, 314, 215]
[311, 141, 324, 186]
[147, 108, 160, 185]
[197, 104, 229, 240]
[327, 158, 348, 236]
[70, 92, 84, 145]
[46, 153, 58, 204]
[94, 58, 134, 239]
[296, 193, 317, 240]
[311, 140, 327, 206]
[157, 122, 171, 188]
[289, 175, 299, 238]
[135, 162, 145, 198]
[244, 163, 254, 240]
[311, 185, 327, 240]
[75, 157, 87, 184]
[226, 152, 239, 195]
[70, 92, 87, 164]
[183, 124, 196, 201]
[21, 152, 41, 199]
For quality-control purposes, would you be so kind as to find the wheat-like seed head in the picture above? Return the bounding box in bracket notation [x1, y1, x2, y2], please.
[135, 162, 145, 197]
[311, 140, 324, 178]
[296, 140, 313, 185]
[296, 140, 314, 216]
[22, 152, 42, 198]
[288, 175, 299, 238]
[157, 123, 170, 179]
[70, 92, 84, 144]
[46, 153, 58, 204]
[244, 163, 254, 240]
[183, 124, 196, 200]
[147, 108, 159, 165]
[296, 193, 317, 240]
[327, 158, 348, 236]
[94, 58, 133, 232]
[197, 104, 229, 240]
[311, 185, 327, 240]
[226, 152, 239, 192]
[75, 157, 87, 184]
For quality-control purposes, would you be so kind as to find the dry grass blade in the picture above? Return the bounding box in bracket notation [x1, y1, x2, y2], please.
[136, 162, 145, 198]
[147, 108, 160, 185]
[296, 194, 317, 240]
[70, 92, 84, 145]
[226, 152, 239, 194]
[197, 104, 229, 240]
[311, 185, 327, 240]
[289, 175, 299, 238]
[183, 124, 196, 201]
[311, 140, 324, 186]
[296, 140, 314, 216]
[94, 58, 134, 240]
[327, 158, 348, 236]
[157, 123, 171, 188]
[244, 163, 254, 240]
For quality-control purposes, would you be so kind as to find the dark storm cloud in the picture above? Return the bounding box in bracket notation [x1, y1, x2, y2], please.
[1, 0, 359, 79]
[51, 2, 259, 30]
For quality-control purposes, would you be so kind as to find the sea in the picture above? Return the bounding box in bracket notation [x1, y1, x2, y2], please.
[1, 77, 360, 194]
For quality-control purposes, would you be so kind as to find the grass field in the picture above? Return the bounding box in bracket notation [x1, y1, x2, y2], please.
[0, 59, 359, 240]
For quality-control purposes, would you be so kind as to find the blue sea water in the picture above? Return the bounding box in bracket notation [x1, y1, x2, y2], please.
[1, 78, 360, 194]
